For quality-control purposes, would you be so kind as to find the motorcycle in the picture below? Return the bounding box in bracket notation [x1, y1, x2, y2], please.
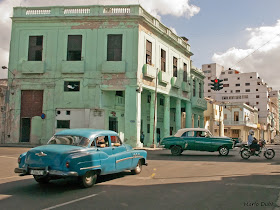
[240, 139, 275, 159]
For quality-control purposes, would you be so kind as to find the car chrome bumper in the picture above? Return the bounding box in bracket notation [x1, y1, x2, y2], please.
[14, 167, 78, 177]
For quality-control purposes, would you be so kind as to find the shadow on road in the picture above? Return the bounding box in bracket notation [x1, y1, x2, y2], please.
[0, 173, 280, 210]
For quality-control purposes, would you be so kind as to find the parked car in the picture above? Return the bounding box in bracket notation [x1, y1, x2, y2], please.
[15, 129, 148, 188]
[160, 128, 234, 156]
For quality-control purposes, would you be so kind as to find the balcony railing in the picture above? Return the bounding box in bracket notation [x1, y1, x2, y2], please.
[13, 5, 191, 52]
[223, 120, 258, 128]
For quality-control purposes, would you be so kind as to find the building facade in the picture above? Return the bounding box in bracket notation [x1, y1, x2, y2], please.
[0, 79, 8, 144]
[222, 102, 259, 141]
[5, 5, 207, 146]
[203, 63, 278, 142]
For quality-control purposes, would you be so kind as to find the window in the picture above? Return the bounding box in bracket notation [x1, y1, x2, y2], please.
[223, 84, 229, 87]
[57, 120, 70, 128]
[250, 76, 253, 78]
[208, 65, 211, 68]
[224, 114, 227, 120]
[147, 124, 150, 133]
[160, 98, 164, 106]
[224, 78, 228, 81]
[161, 49, 166, 71]
[256, 89, 258, 91]
[67, 35, 82, 61]
[256, 102, 259, 105]
[245, 83, 250, 86]
[110, 136, 122, 146]
[245, 89, 250, 92]
[228, 71, 233, 74]
[234, 111, 239, 121]
[237, 77, 240, 80]
[64, 81, 80, 92]
[182, 131, 195, 137]
[147, 95, 151, 103]
[193, 80, 196, 97]
[221, 72, 225, 75]
[257, 82, 261, 85]
[66, 110, 71, 115]
[146, 40, 152, 65]
[236, 84, 240, 86]
[183, 63, 188, 82]
[208, 77, 211, 80]
[28, 36, 43, 61]
[199, 83, 202, 98]
[173, 57, 178, 77]
[116, 91, 123, 97]
[256, 95, 260, 98]
[208, 90, 211, 92]
[236, 90, 240, 93]
[107, 34, 122, 61]
[96, 136, 109, 147]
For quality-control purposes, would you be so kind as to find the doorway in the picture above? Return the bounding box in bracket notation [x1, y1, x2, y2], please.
[109, 117, 118, 132]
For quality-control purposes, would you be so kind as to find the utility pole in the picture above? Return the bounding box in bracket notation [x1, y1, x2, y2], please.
[152, 68, 159, 148]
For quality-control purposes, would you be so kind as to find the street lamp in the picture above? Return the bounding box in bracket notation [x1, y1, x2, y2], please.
[2, 66, 15, 77]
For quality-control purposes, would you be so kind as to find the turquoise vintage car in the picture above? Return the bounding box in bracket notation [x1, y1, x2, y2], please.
[15, 129, 148, 188]
[160, 128, 234, 156]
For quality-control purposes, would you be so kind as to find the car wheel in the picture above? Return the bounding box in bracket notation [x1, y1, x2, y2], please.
[241, 149, 251, 159]
[171, 145, 182, 156]
[81, 171, 97, 188]
[264, 149, 275, 159]
[131, 160, 142, 175]
[218, 146, 229, 156]
[33, 175, 50, 184]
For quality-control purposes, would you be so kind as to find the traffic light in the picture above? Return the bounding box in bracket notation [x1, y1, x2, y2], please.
[211, 79, 223, 91]
[217, 79, 223, 90]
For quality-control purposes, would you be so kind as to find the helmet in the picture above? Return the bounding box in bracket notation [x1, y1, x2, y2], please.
[249, 130, 254, 135]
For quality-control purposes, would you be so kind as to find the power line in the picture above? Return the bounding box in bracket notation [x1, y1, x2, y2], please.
[230, 33, 280, 69]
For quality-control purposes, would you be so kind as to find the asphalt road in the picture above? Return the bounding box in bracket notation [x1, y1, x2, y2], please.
[0, 146, 280, 210]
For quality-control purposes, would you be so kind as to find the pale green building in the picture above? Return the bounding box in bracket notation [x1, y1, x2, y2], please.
[5, 5, 207, 147]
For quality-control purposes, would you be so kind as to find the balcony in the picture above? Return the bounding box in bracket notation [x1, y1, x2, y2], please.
[143, 64, 157, 79]
[115, 96, 125, 106]
[182, 81, 190, 92]
[158, 71, 169, 84]
[102, 61, 126, 73]
[61, 61, 85, 73]
[223, 120, 258, 128]
[22, 61, 45, 74]
[171, 77, 182, 89]
[192, 97, 207, 110]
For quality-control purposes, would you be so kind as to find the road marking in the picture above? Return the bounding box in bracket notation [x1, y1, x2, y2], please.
[226, 183, 280, 189]
[0, 155, 17, 159]
[42, 192, 105, 210]
[150, 173, 156, 178]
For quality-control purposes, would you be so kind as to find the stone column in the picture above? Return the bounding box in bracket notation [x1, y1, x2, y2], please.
[124, 86, 141, 147]
[185, 101, 192, 128]
[194, 114, 198, 128]
[149, 91, 157, 146]
[176, 98, 181, 131]
[200, 114, 204, 128]
[163, 95, 170, 138]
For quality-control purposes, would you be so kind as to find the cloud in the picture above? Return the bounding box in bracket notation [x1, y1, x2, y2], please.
[0, 0, 200, 79]
[213, 20, 280, 90]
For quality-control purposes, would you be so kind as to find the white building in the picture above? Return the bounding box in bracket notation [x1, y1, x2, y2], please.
[203, 63, 278, 142]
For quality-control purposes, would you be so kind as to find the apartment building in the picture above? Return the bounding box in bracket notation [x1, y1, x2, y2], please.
[203, 63, 278, 142]
[4, 5, 206, 146]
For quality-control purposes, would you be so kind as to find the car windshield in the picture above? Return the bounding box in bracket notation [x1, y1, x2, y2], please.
[47, 135, 90, 147]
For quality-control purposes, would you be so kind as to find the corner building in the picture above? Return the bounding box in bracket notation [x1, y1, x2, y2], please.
[5, 5, 207, 147]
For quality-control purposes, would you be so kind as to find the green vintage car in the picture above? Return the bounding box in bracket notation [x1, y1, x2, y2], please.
[160, 128, 234, 156]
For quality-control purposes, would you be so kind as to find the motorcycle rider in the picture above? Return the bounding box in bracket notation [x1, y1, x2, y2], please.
[247, 130, 260, 155]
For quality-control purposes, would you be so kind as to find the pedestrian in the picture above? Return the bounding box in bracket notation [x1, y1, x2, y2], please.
[140, 131, 145, 144]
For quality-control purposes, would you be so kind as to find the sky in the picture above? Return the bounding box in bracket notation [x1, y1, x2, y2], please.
[0, 0, 280, 90]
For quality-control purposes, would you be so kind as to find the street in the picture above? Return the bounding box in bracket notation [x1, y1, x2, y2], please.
[1, 146, 280, 210]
